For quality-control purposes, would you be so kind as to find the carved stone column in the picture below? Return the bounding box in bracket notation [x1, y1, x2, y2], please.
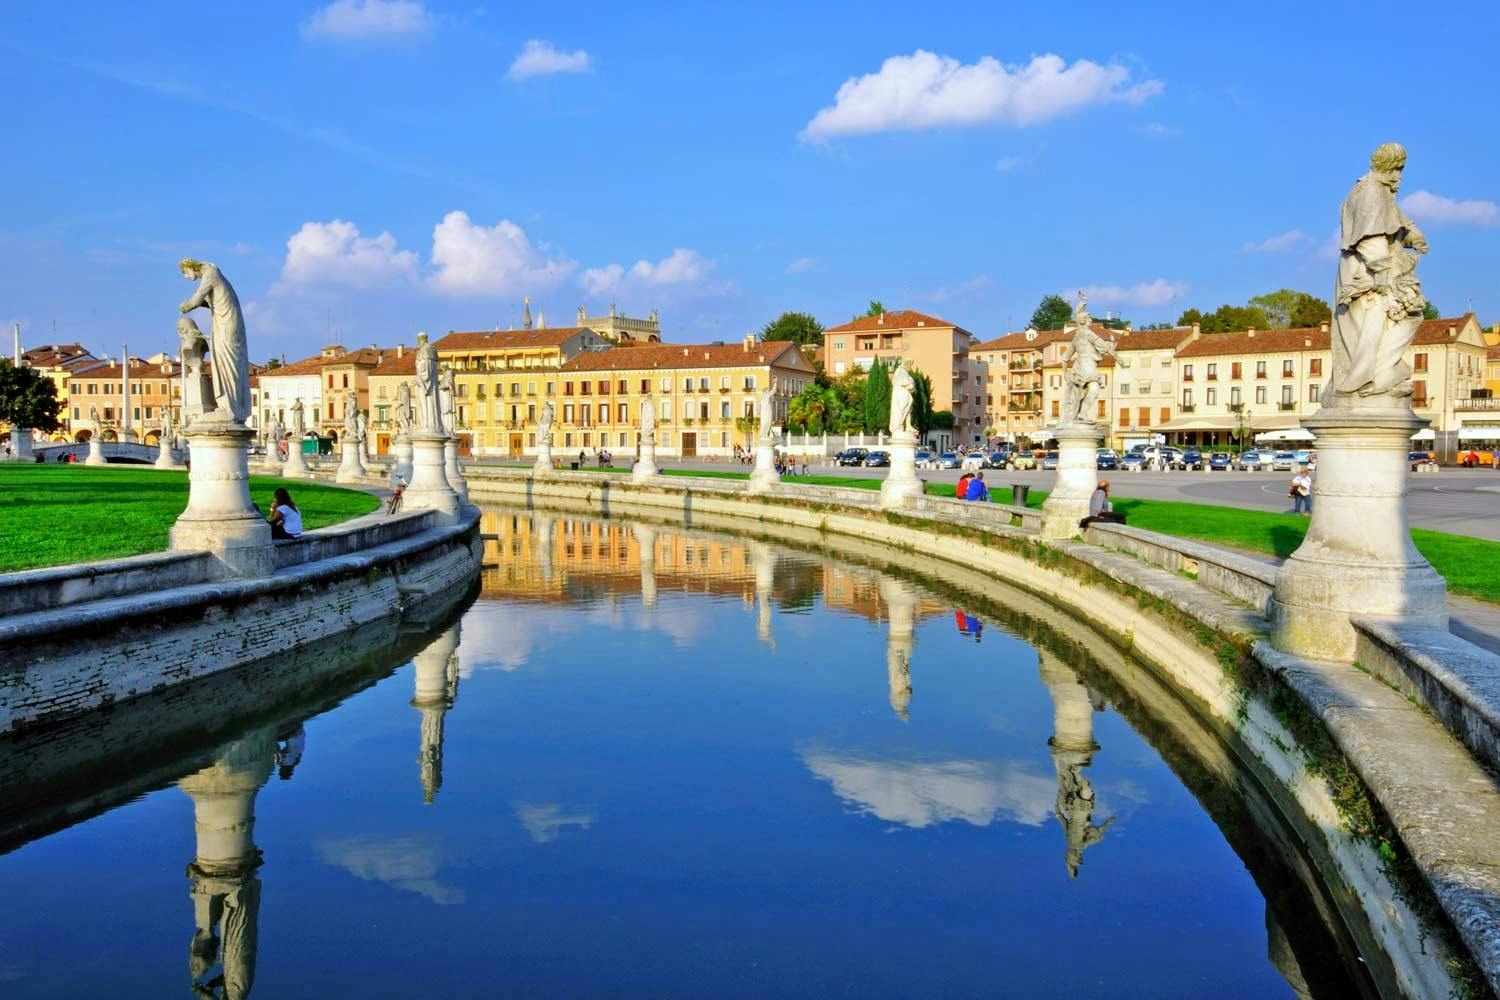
[879, 429, 924, 509]
[84, 434, 107, 466]
[401, 430, 460, 524]
[280, 435, 312, 479]
[533, 436, 554, 477]
[391, 434, 414, 486]
[748, 435, 780, 494]
[632, 439, 660, 482]
[170, 419, 272, 578]
[336, 436, 368, 483]
[1040, 424, 1105, 539]
[442, 437, 468, 503]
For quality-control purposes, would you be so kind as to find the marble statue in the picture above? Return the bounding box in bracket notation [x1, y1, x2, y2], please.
[177, 315, 215, 420]
[438, 367, 456, 436]
[394, 382, 414, 436]
[343, 396, 359, 442]
[414, 332, 442, 432]
[288, 397, 305, 438]
[178, 259, 250, 423]
[355, 410, 368, 446]
[161, 406, 175, 450]
[1059, 301, 1116, 426]
[1074, 289, 1090, 327]
[265, 415, 281, 452]
[889, 363, 915, 436]
[639, 397, 656, 445]
[757, 386, 775, 439]
[537, 400, 555, 443]
[89, 404, 100, 424]
[1331, 143, 1429, 400]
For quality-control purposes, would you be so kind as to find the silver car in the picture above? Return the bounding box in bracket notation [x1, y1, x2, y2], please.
[1271, 450, 1297, 472]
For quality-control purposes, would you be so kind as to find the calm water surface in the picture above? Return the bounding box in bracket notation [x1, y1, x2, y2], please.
[0, 507, 1370, 998]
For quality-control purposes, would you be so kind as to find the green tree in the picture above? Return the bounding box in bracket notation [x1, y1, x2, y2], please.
[1180, 303, 1271, 334]
[909, 367, 935, 438]
[1030, 294, 1073, 331]
[831, 368, 867, 432]
[864, 360, 891, 433]
[761, 311, 825, 347]
[0, 360, 61, 433]
[1177, 307, 1204, 328]
[787, 384, 836, 435]
[1249, 289, 1331, 329]
[1288, 294, 1332, 328]
[930, 410, 955, 431]
[865, 300, 887, 317]
[1423, 302, 1441, 320]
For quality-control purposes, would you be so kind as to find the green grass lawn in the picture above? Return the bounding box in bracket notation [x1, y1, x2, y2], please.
[0, 465, 382, 573]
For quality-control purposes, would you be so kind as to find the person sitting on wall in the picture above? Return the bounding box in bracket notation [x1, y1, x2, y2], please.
[953, 471, 973, 501]
[966, 471, 990, 502]
[1079, 479, 1126, 529]
[268, 486, 303, 540]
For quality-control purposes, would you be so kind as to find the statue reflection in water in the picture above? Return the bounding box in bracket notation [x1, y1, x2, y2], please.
[632, 523, 657, 610]
[178, 727, 276, 999]
[751, 541, 776, 648]
[1038, 649, 1114, 878]
[412, 624, 462, 804]
[879, 578, 917, 720]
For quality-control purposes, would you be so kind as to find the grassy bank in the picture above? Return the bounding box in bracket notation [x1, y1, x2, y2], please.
[0, 465, 381, 573]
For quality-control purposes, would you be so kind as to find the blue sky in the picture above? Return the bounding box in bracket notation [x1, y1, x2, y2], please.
[2, 0, 1496, 362]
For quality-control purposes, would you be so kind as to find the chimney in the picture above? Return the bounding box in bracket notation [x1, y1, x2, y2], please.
[1304, 338, 1312, 347]
[1191, 323, 1201, 337]
[877, 313, 884, 326]
[743, 333, 754, 351]
[1247, 329, 1256, 338]
[682, 347, 689, 356]
[396, 344, 405, 358]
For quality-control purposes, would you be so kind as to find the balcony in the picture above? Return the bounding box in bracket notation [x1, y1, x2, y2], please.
[1182, 374, 1193, 382]
[1227, 403, 1244, 413]
[1206, 374, 1218, 381]
[1179, 404, 1196, 414]
[1278, 402, 1296, 411]
[1455, 396, 1500, 412]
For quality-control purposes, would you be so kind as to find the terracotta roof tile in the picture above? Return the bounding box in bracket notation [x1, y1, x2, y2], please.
[1413, 313, 1480, 346]
[1177, 326, 1330, 358]
[971, 329, 1072, 352]
[561, 341, 805, 373]
[255, 353, 327, 378]
[825, 310, 969, 336]
[436, 328, 591, 352]
[1111, 326, 1198, 351]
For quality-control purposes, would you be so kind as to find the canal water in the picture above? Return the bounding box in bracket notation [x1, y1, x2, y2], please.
[0, 506, 1373, 998]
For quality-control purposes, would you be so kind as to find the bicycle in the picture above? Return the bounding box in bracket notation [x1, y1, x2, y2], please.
[387, 476, 407, 515]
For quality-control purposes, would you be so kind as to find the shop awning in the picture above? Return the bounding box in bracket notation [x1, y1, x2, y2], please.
[1155, 414, 1300, 432]
[1256, 428, 1316, 443]
[1411, 428, 1435, 441]
[1458, 426, 1500, 441]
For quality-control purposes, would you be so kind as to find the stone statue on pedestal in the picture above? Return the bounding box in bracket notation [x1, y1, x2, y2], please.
[889, 364, 915, 436]
[1330, 143, 1428, 401]
[538, 400, 555, 443]
[161, 407, 176, 451]
[757, 386, 775, 439]
[394, 382, 414, 436]
[1059, 298, 1116, 427]
[177, 316, 215, 423]
[89, 404, 100, 425]
[178, 260, 250, 424]
[355, 410, 368, 452]
[343, 396, 359, 442]
[438, 367, 457, 437]
[414, 333, 442, 432]
[288, 397, 305, 438]
[640, 397, 656, 445]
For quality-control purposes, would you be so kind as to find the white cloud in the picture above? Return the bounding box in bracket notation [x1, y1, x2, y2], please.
[801, 50, 1161, 141]
[514, 803, 595, 843]
[276, 219, 419, 290]
[786, 256, 818, 274]
[802, 749, 1055, 829]
[1317, 228, 1340, 261]
[1240, 229, 1315, 254]
[302, 0, 431, 40]
[581, 248, 719, 297]
[1082, 278, 1187, 309]
[1401, 189, 1500, 228]
[318, 835, 464, 904]
[508, 39, 592, 81]
[994, 156, 1024, 172]
[1139, 121, 1181, 138]
[580, 263, 625, 297]
[428, 211, 576, 297]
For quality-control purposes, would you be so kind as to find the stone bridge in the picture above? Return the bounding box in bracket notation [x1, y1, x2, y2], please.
[33, 442, 161, 464]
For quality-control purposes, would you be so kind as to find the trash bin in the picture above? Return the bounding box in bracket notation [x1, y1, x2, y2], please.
[1012, 483, 1030, 507]
[570, 461, 580, 470]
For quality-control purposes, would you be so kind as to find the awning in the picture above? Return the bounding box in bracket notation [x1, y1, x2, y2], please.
[1411, 428, 1435, 441]
[1458, 426, 1500, 441]
[1256, 428, 1316, 443]
[1155, 414, 1300, 432]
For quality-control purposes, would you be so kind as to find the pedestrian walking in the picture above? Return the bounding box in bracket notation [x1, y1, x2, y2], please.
[1290, 465, 1313, 515]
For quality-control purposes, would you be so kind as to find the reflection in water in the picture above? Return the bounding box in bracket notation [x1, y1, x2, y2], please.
[514, 803, 595, 843]
[880, 578, 916, 720]
[179, 730, 275, 1000]
[632, 522, 657, 609]
[317, 835, 465, 905]
[802, 750, 1055, 828]
[752, 541, 776, 647]
[1038, 650, 1114, 878]
[411, 625, 462, 804]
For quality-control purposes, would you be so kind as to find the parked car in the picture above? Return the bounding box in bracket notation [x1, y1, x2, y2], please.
[1176, 449, 1204, 471]
[864, 450, 891, 468]
[914, 449, 935, 468]
[1271, 450, 1297, 472]
[1120, 452, 1146, 471]
[1409, 450, 1437, 471]
[1009, 452, 1037, 470]
[961, 451, 987, 471]
[1208, 452, 1232, 471]
[1237, 450, 1269, 471]
[985, 451, 1009, 468]
[1294, 449, 1316, 470]
[836, 448, 869, 467]
[936, 452, 962, 469]
[1096, 448, 1118, 471]
[1041, 451, 1060, 471]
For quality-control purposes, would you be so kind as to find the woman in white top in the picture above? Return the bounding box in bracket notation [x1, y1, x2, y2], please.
[269, 487, 303, 540]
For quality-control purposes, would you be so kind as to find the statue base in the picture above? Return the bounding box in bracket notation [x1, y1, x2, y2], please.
[391, 437, 414, 487]
[169, 421, 272, 579]
[1270, 408, 1448, 660]
[1040, 424, 1105, 539]
[632, 441, 660, 482]
[402, 432, 460, 524]
[533, 442, 555, 477]
[8, 428, 33, 461]
[747, 436, 780, 494]
[84, 437, 107, 466]
[281, 441, 312, 479]
[443, 439, 469, 503]
[879, 431, 923, 509]
[154, 445, 181, 470]
[336, 443, 368, 484]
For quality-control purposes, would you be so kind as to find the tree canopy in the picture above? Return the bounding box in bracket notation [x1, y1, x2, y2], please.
[910, 367, 935, 437]
[1029, 294, 1073, 331]
[1177, 304, 1271, 334]
[761, 311, 825, 347]
[864, 300, 886, 317]
[1248, 289, 1332, 329]
[863, 360, 891, 434]
[0, 360, 61, 433]
[1423, 302, 1441, 320]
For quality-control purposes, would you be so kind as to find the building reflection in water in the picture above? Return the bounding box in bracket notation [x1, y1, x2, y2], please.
[879, 578, 916, 720]
[178, 728, 276, 1000]
[1038, 649, 1114, 878]
[412, 624, 462, 805]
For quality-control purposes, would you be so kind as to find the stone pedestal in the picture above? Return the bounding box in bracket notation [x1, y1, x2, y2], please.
[879, 430, 923, 509]
[1270, 409, 1448, 660]
[402, 431, 460, 524]
[632, 440, 660, 482]
[281, 438, 312, 479]
[748, 436, 780, 494]
[154, 442, 181, 469]
[9, 428, 33, 461]
[84, 435, 107, 466]
[336, 440, 368, 483]
[443, 439, 468, 503]
[1040, 424, 1106, 539]
[391, 436, 414, 486]
[533, 439, 554, 477]
[170, 420, 273, 579]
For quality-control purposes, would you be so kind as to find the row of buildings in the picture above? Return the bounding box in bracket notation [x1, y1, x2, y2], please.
[7, 301, 1500, 462]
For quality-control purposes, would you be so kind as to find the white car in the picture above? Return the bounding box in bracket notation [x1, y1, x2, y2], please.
[960, 452, 987, 471]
